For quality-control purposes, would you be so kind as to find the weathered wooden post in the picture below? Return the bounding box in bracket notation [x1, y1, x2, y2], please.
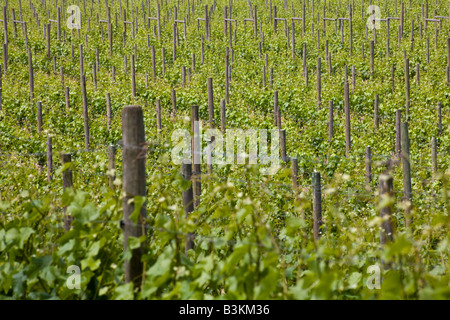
[182, 162, 194, 252]
[122, 105, 147, 289]
[156, 99, 161, 133]
[37, 101, 43, 133]
[292, 158, 299, 190]
[65, 87, 70, 112]
[151, 46, 156, 80]
[401, 122, 412, 227]
[217, 97, 225, 132]
[191, 105, 201, 208]
[312, 171, 322, 243]
[207, 77, 214, 125]
[437, 102, 442, 136]
[280, 129, 287, 162]
[405, 57, 410, 117]
[379, 174, 395, 245]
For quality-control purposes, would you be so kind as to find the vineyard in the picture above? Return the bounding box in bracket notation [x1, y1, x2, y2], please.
[0, 0, 449, 300]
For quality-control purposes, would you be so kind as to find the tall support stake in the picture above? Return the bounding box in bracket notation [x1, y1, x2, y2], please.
[379, 174, 395, 245]
[191, 105, 201, 208]
[122, 105, 147, 289]
[401, 122, 412, 227]
[182, 162, 195, 253]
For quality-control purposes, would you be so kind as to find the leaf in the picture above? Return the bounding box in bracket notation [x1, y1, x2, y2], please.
[12, 270, 27, 298]
[347, 272, 362, 289]
[129, 196, 146, 224]
[127, 236, 141, 250]
[114, 283, 134, 300]
[81, 256, 101, 271]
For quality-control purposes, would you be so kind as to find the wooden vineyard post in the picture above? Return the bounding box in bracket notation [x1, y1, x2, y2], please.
[151, 46, 156, 81]
[207, 77, 214, 125]
[3, 5, 8, 45]
[65, 87, 70, 112]
[312, 171, 322, 244]
[81, 75, 90, 150]
[182, 162, 194, 252]
[280, 129, 287, 162]
[60, 67, 64, 89]
[302, 0, 306, 36]
[61, 153, 73, 232]
[182, 66, 186, 87]
[191, 105, 201, 209]
[108, 145, 116, 190]
[37, 101, 43, 134]
[379, 174, 395, 245]
[437, 102, 442, 136]
[122, 105, 147, 289]
[46, 136, 52, 182]
[291, 158, 299, 190]
[416, 63, 420, 85]
[401, 122, 412, 227]
[405, 57, 410, 117]
[156, 99, 162, 134]
[220, 99, 226, 132]
[2, 44, 7, 75]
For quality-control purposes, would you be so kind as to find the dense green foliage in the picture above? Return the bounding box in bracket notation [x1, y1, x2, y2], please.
[0, 0, 449, 299]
